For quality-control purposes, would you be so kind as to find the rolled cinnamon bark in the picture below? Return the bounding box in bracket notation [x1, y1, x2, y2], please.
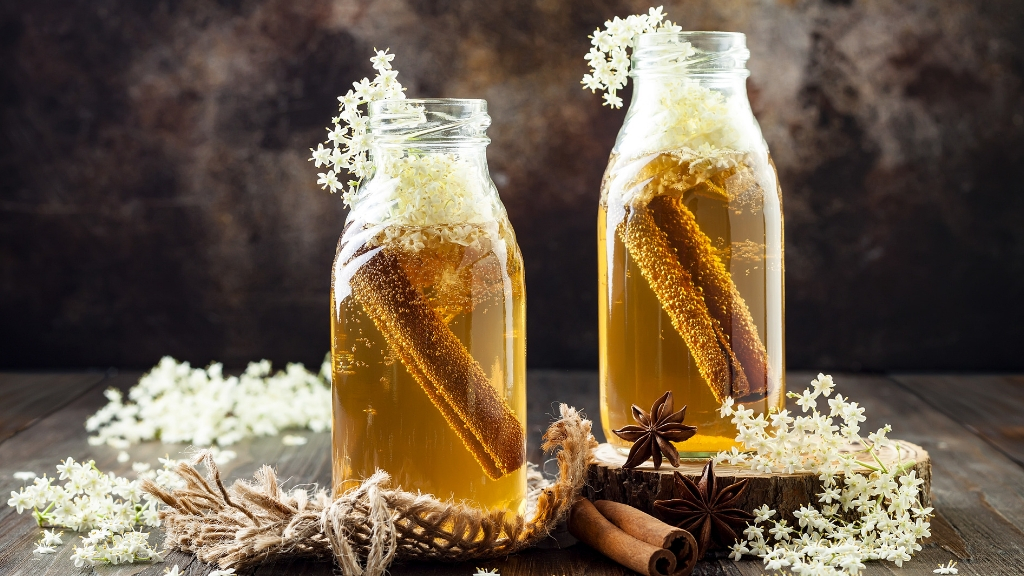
[618, 204, 748, 403]
[569, 499, 677, 576]
[349, 246, 525, 479]
[394, 239, 515, 323]
[650, 194, 769, 397]
[593, 500, 699, 576]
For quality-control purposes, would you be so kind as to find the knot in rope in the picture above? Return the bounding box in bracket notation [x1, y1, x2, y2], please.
[321, 470, 397, 576]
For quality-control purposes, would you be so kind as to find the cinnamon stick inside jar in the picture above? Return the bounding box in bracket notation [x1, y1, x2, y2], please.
[569, 499, 677, 576]
[617, 204, 748, 402]
[593, 500, 699, 576]
[349, 246, 525, 479]
[650, 194, 769, 397]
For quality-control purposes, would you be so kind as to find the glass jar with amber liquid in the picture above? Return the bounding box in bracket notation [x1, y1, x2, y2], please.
[599, 32, 784, 456]
[331, 99, 526, 513]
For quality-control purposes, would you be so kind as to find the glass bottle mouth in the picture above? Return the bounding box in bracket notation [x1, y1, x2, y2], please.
[368, 98, 491, 146]
[632, 31, 750, 77]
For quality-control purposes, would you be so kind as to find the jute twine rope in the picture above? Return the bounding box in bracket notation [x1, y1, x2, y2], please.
[143, 404, 597, 575]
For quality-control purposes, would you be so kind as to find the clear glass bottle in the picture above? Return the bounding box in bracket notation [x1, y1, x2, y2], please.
[331, 99, 526, 513]
[599, 32, 784, 456]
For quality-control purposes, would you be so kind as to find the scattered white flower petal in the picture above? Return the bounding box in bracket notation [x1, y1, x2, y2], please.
[7, 490, 30, 513]
[13, 471, 36, 481]
[86, 356, 332, 450]
[117, 451, 131, 463]
[209, 569, 236, 576]
[934, 560, 958, 574]
[282, 435, 308, 446]
[202, 446, 238, 465]
[41, 529, 63, 546]
[34, 543, 56, 554]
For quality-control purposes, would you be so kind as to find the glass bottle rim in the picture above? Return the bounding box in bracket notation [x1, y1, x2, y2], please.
[632, 31, 750, 77]
[369, 98, 491, 145]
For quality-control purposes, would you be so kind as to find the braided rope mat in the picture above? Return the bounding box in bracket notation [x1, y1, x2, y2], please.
[143, 404, 597, 575]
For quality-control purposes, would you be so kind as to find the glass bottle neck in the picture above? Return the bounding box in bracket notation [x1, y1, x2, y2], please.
[351, 140, 501, 232]
[614, 70, 760, 159]
[369, 142, 489, 161]
[628, 71, 751, 110]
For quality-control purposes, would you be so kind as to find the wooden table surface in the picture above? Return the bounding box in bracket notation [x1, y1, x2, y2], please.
[1, 370, 1023, 575]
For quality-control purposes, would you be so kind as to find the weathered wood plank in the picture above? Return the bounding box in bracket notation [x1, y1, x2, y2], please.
[892, 374, 1024, 470]
[0, 372, 330, 576]
[0, 372, 105, 446]
[0, 372, 169, 576]
[3, 371, 1024, 575]
[349, 543, 635, 576]
[526, 370, 605, 464]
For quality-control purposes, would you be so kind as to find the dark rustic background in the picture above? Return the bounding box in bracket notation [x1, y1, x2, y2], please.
[1, 0, 1022, 371]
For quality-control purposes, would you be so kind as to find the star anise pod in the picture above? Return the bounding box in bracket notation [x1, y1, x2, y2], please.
[612, 391, 697, 469]
[653, 460, 754, 557]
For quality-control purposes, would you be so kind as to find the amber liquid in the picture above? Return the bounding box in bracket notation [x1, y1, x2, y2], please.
[599, 153, 784, 455]
[331, 224, 526, 513]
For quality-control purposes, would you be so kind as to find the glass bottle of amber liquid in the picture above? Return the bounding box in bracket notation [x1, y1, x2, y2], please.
[331, 99, 526, 513]
[599, 32, 784, 456]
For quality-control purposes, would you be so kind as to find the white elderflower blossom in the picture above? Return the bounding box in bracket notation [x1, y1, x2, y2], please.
[209, 569, 237, 576]
[7, 457, 183, 566]
[41, 529, 63, 546]
[717, 374, 933, 574]
[933, 560, 958, 574]
[310, 48, 406, 204]
[581, 8, 757, 154]
[86, 356, 332, 450]
[282, 434, 308, 446]
[313, 49, 498, 253]
[581, 7, 680, 108]
[351, 151, 501, 251]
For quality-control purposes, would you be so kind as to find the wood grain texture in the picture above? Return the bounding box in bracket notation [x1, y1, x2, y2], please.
[892, 374, 1024, 469]
[585, 440, 931, 526]
[1, 372, 1023, 575]
[0, 372, 105, 446]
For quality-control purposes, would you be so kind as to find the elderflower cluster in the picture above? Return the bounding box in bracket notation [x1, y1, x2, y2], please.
[311, 48, 405, 205]
[86, 356, 331, 450]
[312, 50, 498, 253]
[581, 6, 681, 108]
[715, 374, 935, 575]
[7, 457, 184, 566]
[357, 152, 499, 252]
[583, 8, 762, 183]
[617, 76, 756, 161]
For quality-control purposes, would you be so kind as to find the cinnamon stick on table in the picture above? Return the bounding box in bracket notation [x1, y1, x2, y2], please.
[569, 499, 678, 576]
[618, 204, 748, 402]
[349, 246, 525, 480]
[594, 500, 699, 576]
[650, 194, 770, 397]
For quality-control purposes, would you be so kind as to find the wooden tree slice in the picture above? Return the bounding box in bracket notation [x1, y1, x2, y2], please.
[585, 441, 931, 525]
